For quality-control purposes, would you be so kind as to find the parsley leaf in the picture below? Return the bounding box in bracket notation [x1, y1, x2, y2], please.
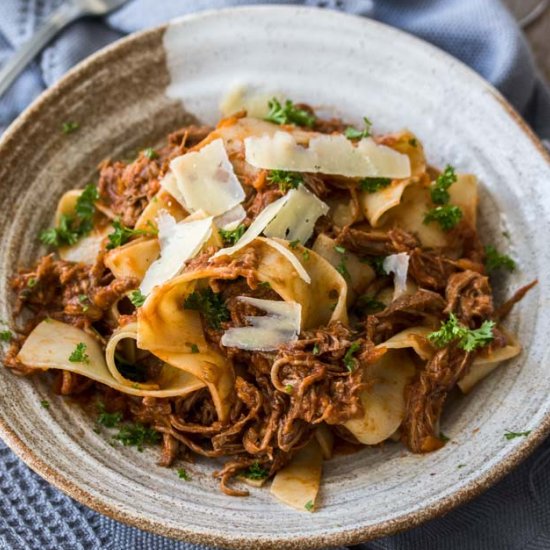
[284, 384, 294, 394]
[288, 240, 300, 249]
[302, 249, 310, 261]
[484, 245, 516, 273]
[304, 500, 314, 512]
[39, 184, 98, 247]
[344, 116, 372, 140]
[334, 245, 346, 254]
[143, 147, 158, 160]
[244, 461, 268, 480]
[361, 255, 387, 276]
[218, 224, 246, 246]
[504, 430, 531, 440]
[439, 432, 450, 443]
[96, 402, 123, 428]
[336, 259, 351, 280]
[113, 423, 160, 451]
[129, 290, 147, 308]
[106, 219, 156, 250]
[265, 98, 316, 127]
[267, 170, 303, 192]
[27, 278, 38, 288]
[423, 205, 463, 231]
[343, 341, 361, 372]
[183, 288, 230, 330]
[312, 343, 320, 355]
[355, 295, 386, 315]
[177, 468, 191, 480]
[359, 177, 392, 193]
[69, 342, 89, 364]
[187, 342, 199, 354]
[40, 400, 50, 409]
[409, 138, 418, 147]
[61, 121, 79, 134]
[428, 314, 495, 352]
[0, 330, 12, 342]
[430, 165, 457, 205]
[78, 294, 90, 312]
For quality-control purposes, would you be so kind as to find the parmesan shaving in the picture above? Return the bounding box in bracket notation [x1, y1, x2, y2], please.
[214, 203, 246, 230]
[244, 131, 411, 178]
[212, 194, 290, 258]
[383, 253, 410, 300]
[170, 138, 245, 216]
[264, 185, 329, 244]
[140, 212, 213, 295]
[221, 297, 301, 351]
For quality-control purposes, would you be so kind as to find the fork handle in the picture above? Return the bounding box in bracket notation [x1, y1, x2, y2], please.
[0, 2, 83, 98]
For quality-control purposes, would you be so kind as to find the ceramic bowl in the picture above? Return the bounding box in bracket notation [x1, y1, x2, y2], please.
[0, 6, 549, 549]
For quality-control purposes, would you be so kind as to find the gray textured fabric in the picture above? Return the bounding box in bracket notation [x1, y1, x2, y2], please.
[0, 1, 549, 549]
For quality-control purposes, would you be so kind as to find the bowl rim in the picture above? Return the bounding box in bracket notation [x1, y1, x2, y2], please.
[0, 5, 549, 548]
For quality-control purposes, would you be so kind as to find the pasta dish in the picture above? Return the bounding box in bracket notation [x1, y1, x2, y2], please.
[4, 96, 534, 511]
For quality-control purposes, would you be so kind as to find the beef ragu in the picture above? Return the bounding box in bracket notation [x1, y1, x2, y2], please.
[4, 97, 534, 511]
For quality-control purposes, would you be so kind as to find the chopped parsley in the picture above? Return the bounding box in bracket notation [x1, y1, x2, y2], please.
[187, 342, 199, 354]
[504, 430, 531, 440]
[409, 138, 418, 147]
[113, 422, 160, 451]
[39, 183, 98, 247]
[68, 342, 89, 364]
[143, 147, 158, 160]
[334, 245, 346, 254]
[267, 170, 303, 192]
[343, 341, 361, 372]
[355, 295, 385, 315]
[359, 177, 392, 193]
[258, 281, 271, 289]
[177, 468, 191, 481]
[312, 343, 320, 355]
[428, 313, 495, 352]
[129, 289, 147, 308]
[344, 116, 372, 140]
[302, 249, 310, 261]
[183, 288, 230, 330]
[265, 98, 316, 127]
[40, 400, 50, 409]
[304, 500, 314, 512]
[457, 464, 465, 469]
[361, 255, 387, 276]
[106, 218, 156, 250]
[336, 259, 351, 280]
[244, 461, 269, 480]
[439, 432, 450, 443]
[284, 384, 294, 394]
[423, 205, 463, 231]
[0, 330, 12, 342]
[61, 121, 79, 134]
[27, 278, 37, 288]
[288, 239, 300, 249]
[484, 245, 515, 273]
[218, 224, 246, 246]
[78, 294, 90, 312]
[96, 402, 123, 428]
[430, 165, 457, 205]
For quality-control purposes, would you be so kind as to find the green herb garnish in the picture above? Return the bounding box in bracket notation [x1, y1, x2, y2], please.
[61, 121, 79, 134]
[97, 402, 123, 428]
[439, 432, 450, 443]
[218, 224, 246, 246]
[187, 343, 199, 354]
[284, 384, 293, 394]
[423, 205, 463, 231]
[361, 255, 387, 276]
[27, 278, 37, 288]
[409, 138, 418, 147]
[288, 240, 300, 249]
[113, 423, 160, 451]
[336, 259, 350, 280]
[265, 98, 316, 127]
[267, 170, 303, 193]
[302, 249, 310, 261]
[244, 461, 268, 480]
[304, 500, 314, 512]
[312, 343, 320, 355]
[177, 468, 191, 480]
[143, 147, 158, 160]
[355, 295, 385, 315]
[106, 218, 156, 250]
[78, 294, 90, 312]
[430, 165, 457, 205]
[344, 116, 372, 140]
[39, 183, 99, 247]
[504, 430, 531, 440]
[0, 330, 12, 342]
[129, 290, 147, 308]
[183, 288, 230, 330]
[68, 342, 89, 364]
[484, 245, 516, 273]
[40, 400, 50, 409]
[343, 341, 361, 372]
[258, 281, 272, 289]
[428, 313, 495, 352]
[359, 177, 392, 194]
[334, 245, 346, 254]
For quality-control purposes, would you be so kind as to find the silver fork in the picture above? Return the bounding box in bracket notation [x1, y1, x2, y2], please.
[0, 0, 127, 98]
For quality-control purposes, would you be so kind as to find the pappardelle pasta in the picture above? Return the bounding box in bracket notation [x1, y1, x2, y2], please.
[4, 96, 534, 512]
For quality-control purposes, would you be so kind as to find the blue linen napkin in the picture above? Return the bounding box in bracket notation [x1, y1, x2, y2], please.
[1, 1, 550, 548]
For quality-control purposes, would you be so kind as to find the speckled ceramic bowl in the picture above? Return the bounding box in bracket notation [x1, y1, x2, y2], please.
[0, 6, 549, 549]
